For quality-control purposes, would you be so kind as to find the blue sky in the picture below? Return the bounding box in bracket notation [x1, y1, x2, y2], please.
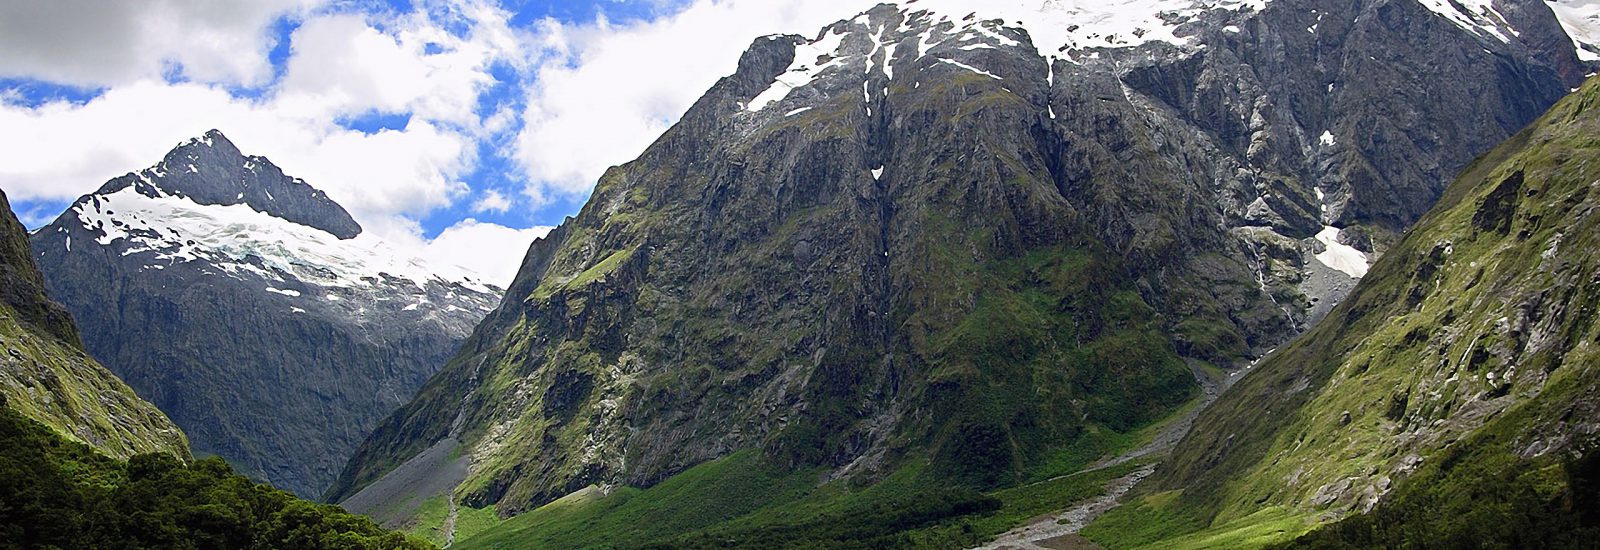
[0, 0, 872, 282]
[5, 0, 672, 235]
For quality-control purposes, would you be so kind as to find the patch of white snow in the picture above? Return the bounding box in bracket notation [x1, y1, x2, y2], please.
[747, 30, 850, 112]
[1416, 0, 1515, 42]
[1314, 226, 1369, 278]
[939, 58, 1002, 79]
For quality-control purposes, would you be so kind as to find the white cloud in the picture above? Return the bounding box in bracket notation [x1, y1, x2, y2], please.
[0, 0, 528, 255]
[473, 189, 514, 213]
[0, 80, 474, 237]
[512, 0, 871, 201]
[422, 218, 554, 286]
[0, 0, 323, 87]
[277, 3, 526, 127]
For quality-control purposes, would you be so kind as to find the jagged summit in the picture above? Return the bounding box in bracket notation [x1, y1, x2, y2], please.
[96, 129, 362, 240]
[43, 131, 489, 293]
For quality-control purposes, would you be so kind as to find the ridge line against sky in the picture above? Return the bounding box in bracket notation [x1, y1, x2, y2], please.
[0, 0, 876, 285]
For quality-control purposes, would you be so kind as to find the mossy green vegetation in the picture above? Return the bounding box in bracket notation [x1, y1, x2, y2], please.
[1083, 492, 1307, 550]
[1276, 442, 1599, 549]
[531, 245, 640, 301]
[0, 305, 188, 459]
[0, 395, 430, 549]
[456, 450, 821, 549]
[916, 243, 1197, 487]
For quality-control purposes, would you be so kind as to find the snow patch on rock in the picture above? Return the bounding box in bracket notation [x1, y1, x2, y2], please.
[1314, 226, 1369, 278]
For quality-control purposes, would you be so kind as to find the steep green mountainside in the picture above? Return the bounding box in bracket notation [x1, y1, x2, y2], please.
[0, 188, 186, 459]
[329, 0, 1581, 539]
[1090, 74, 1600, 549]
[0, 393, 430, 549]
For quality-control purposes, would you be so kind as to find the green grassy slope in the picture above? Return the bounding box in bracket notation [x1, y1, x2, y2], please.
[454, 449, 1151, 549]
[1086, 76, 1600, 548]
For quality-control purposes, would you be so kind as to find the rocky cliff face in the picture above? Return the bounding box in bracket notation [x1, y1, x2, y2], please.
[0, 188, 187, 460]
[330, 0, 1589, 518]
[1114, 72, 1600, 547]
[30, 131, 500, 498]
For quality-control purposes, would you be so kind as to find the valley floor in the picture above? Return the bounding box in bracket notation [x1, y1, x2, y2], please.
[974, 360, 1233, 549]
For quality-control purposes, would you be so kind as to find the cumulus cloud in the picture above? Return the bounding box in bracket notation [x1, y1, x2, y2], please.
[473, 189, 514, 213]
[512, 0, 870, 202]
[0, 0, 528, 267]
[277, 3, 526, 127]
[422, 218, 554, 286]
[0, 0, 323, 87]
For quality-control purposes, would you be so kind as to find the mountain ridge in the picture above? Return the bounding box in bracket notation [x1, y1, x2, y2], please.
[95, 129, 363, 240]
[330, 1, 1588, 536]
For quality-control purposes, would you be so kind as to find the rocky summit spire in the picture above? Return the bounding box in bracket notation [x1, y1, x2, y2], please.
[97, 129, 362, 239]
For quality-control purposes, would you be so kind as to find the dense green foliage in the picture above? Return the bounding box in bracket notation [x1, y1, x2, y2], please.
[0, 396, 430, 550]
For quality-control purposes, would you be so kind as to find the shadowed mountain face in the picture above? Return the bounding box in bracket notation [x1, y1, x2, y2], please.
[327, 0, 1587, 519]
[1114, 72, 1600, 548]
[0, 188, 187, 460]
[30, 131, 501, 498]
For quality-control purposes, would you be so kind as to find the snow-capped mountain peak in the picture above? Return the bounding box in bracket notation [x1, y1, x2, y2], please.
[101, 129, 364, 240]
[43, 131, 498, 295]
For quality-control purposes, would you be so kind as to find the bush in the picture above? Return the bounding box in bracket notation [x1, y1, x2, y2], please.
[0, 404, 432, 550]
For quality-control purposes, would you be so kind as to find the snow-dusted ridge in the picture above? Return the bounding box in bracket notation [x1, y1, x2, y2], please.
[900, 0, 1267, 56]
[1418, 0, 1518, 43]
[745, 0, 1271, 112]
[66, 185, 497, 294]
[746, 0, 1600, 114]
